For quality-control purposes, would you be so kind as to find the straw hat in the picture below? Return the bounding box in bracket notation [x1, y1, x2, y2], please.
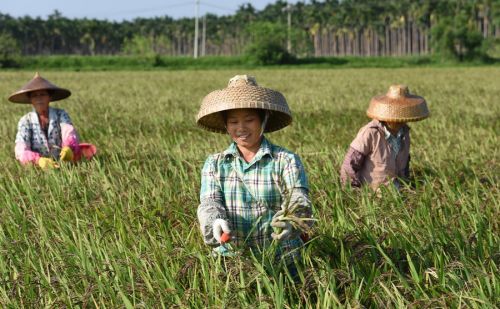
[367, 85, 429, 122]
[8, 72, 71, 104]
[196, 75, 292, 133]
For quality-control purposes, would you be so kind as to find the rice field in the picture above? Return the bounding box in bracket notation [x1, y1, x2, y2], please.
[0, 67, 498, 308]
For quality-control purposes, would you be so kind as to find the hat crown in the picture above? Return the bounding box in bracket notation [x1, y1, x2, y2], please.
[228, 75, 258, 88]
[387, 85, 409, 99]
[367, 84, 428, 122]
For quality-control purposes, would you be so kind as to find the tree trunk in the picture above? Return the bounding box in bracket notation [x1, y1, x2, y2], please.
[333, 31, 338, 56]
[399, 27, 404, 56]
[394, 28, 398, 56]
[314, 27, 321, 57]
[391, 28, 395, 56]
[342, 32, 346, 56]
[329, 31, 332, 56]
[385, 25, 389, 56]
[358, 29, 362, 56]
[366, 29, 370, 56]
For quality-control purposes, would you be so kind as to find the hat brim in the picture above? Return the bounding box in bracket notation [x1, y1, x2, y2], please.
[196, 85, 292, 133]
[197, 107, 292, 133]
[367, 94, 429, 122]
[8, 87, 71, 104]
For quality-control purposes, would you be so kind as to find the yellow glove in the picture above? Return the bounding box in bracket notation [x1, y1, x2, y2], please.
[60, 146, 74, 162]
[38, 157, 59, 170]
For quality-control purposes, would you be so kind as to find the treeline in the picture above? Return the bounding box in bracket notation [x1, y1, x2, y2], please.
[0, 0, 499, 63]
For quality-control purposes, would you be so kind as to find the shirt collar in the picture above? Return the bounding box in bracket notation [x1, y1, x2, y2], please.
[31, 106, 54, 117]
[223, 136, 274, 161]
[382, 125, 405, 140]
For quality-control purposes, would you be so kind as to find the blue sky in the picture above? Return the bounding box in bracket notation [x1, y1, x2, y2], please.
[1, 0, 303, 21]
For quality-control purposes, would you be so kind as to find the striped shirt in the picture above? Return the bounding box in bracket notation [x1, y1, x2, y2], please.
[197, 137, 311, 263]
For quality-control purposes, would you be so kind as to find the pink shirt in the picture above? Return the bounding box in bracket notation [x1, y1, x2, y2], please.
[341, 120, 410, 189]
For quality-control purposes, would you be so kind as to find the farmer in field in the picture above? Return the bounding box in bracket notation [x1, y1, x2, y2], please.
[9, 72, 96, 169]
[196, 75, 313, 271]
[341, 84, 429, 191]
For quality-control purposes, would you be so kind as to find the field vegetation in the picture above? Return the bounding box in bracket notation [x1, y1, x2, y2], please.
[0, 68, 498, 307]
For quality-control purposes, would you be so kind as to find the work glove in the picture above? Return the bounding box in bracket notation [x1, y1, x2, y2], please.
[38, 157, 59, 170]
[212, 219, 231, 244]
[271, 210, 294, 242]
[60, 146, 74, 162]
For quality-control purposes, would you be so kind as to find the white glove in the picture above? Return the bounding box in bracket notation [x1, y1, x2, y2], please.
[271, 221, 293, 241]
[212, 219, 231, 243]
[271, 210, 293, 241]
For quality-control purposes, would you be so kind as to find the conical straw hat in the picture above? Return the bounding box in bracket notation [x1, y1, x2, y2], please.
[367, 85, 429, 122]
[8, 72, 71, 104]
[196, 75, 292, 133]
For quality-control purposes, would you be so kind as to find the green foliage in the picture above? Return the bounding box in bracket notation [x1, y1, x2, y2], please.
[245, 41, 295, 65]
[16, 55, 250, 70]
[0, 32, 21, 68]
[122, 35, 156, 57]
[244, 22, 295, 65]
[432, 13, 490, 61]
[10, 54, 499, 71]
[80, 33, 96, 56]
[0, 68, 498, 307]
[1, 1, 499, 61]
[121, 35, 174, 67]
[489, 38, 500, 58]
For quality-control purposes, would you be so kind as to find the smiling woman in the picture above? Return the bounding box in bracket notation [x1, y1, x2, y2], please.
[224, 109, 267, 162]
[195, 74, 313, 274]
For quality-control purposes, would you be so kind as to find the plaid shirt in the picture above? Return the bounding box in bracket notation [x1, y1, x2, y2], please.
[197, 137, 311, 263]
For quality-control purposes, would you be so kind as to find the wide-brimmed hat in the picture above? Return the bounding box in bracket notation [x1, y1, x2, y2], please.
[8, 72, 71, 104]
[196, 75, 292, 133]
[367, 85, 429, 122]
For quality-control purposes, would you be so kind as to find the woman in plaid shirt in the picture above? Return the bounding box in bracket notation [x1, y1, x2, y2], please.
[196, 75, 312, 266]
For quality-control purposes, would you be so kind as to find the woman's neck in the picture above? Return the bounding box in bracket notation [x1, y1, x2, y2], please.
[237, 138, 262, 163]
[35, 107, 49, 130]
[34, 106, 49, 117]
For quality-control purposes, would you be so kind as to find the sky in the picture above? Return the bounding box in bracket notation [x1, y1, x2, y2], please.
[1, 0, 303, 21]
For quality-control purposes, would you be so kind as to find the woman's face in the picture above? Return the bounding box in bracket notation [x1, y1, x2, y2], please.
[225, 109, 263, 150]
[385, 121, 405, 133]
[29, 90, 50, 109]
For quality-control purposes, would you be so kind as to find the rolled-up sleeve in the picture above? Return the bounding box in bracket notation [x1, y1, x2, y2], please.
[280, 154, 312, 227]
[14, 116, 40, 165]
[59, 110, 81, 154]
[197, 155, 227, 245]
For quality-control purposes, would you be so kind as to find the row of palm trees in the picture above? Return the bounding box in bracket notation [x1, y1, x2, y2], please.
[0, 0, 498, 57]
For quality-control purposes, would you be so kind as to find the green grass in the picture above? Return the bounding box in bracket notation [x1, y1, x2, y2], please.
[0, 68, 498, 307]
[5, 54, 500, 71]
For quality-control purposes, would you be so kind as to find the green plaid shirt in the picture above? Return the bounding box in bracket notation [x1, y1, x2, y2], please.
[197, 137, 311, 262]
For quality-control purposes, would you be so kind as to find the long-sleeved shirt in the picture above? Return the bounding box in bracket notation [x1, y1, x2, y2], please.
[197, 137, 312, 263]
[15, 107, 80, 164]
[341, 120, 410, 189]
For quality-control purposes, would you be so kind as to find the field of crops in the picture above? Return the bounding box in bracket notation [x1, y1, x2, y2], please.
[0, 68, 498, 307]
